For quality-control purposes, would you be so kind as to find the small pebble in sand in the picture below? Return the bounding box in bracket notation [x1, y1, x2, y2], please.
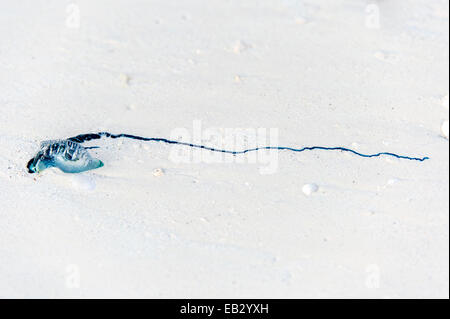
[152, 168, 165, 177]
[302, 183, 319, 196]
[119, 73, 130, 86]
[441, 120, 449, 139]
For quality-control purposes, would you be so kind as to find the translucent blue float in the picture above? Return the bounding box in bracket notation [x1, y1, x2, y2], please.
[27, 139, 103, 174]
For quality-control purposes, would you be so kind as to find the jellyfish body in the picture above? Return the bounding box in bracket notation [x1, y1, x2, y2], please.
[27, 140, 103, 174]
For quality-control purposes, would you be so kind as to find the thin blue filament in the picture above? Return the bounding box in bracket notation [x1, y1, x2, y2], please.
[68, 132, 429, 162]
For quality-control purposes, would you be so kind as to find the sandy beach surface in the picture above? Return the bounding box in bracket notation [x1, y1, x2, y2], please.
[0, 0, 448, 298]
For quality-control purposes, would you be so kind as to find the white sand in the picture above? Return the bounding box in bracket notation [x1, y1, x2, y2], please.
[0, 0, 448, 298]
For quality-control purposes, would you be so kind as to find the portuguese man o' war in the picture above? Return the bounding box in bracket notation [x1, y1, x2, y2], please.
[27, 139, 103, 174]
[26, 132, 429, 174]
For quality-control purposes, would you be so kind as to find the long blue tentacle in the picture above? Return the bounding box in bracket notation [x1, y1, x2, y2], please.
[67, 132, 429, 162]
